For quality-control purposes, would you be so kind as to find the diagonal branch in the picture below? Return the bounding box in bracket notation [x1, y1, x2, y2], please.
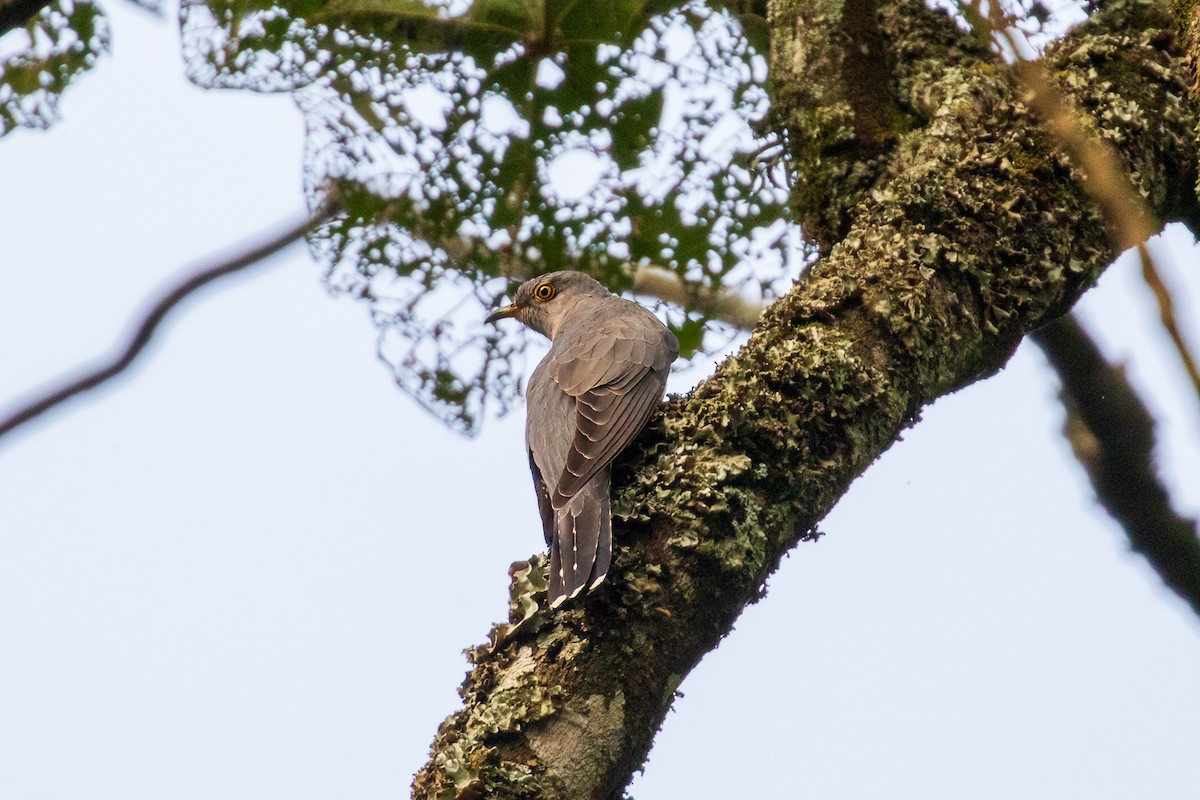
[962, 0, 1162, 250]
[1032, 314, 1200, 618]
[412, 1, 1199, 798]
[0, 199, 339, 445]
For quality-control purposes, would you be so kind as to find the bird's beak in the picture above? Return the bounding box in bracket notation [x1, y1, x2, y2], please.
[485, 304, 521, 324]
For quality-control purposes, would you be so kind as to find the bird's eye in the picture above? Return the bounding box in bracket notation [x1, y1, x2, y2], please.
[533, 283, 556, 302]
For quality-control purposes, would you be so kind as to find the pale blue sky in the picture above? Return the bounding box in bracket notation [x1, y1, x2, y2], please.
[2, 2, 1199, 798]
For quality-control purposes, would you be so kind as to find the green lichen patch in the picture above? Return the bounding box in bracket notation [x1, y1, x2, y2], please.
[461, 646, 563, 740]
[483, 558, 551, 654]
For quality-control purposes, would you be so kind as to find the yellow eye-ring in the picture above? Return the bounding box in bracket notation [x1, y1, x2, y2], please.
[533, 282, 556, 302]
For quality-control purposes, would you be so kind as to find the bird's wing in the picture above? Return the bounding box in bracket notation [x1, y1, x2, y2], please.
[548, 311, 676, 505]
[527, 449, 556, 547]
[526, 358, 575, 547]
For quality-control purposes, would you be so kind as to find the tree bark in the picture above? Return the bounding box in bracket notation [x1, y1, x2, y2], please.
[1174, 0, 1200, 207]
[412, 0, 1199, 798]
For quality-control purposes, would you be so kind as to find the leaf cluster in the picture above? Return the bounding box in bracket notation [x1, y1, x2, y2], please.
[181, 0, 798, 433]
[1, 0, 110, 136]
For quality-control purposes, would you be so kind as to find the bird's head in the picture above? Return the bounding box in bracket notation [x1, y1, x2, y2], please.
[484, 270, 609, 340]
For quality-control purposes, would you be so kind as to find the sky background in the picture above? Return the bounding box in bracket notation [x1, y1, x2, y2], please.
[2, 2, 1200, 798]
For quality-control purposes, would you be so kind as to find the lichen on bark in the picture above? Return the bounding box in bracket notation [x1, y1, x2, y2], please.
[1168, 0, 1200, 202]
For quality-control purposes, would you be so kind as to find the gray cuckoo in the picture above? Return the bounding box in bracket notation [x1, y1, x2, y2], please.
[485, 271, 679, 608]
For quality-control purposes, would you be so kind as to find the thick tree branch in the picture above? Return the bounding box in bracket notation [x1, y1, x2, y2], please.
[767, 0, 931, 252]
[0, 199, 338, 445]
[413, 1, 1198, 798]
[963, 0, 1178, 251]
[1032, 314, 1200, 617]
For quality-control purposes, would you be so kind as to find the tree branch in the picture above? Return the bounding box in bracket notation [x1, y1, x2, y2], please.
[413, 1, 1199, 798]
[768, 0, 928, 253]
[439, 234, 767, 329]
[1170, 0, 1200, 205]
[962, 0, 1164, 252]
[1032, 314, 1200, 618]
[1136, 245, 1200, 402]
[0, 199, 338, 445]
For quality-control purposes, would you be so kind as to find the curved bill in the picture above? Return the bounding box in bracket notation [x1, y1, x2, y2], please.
[485, 304, 520, 324]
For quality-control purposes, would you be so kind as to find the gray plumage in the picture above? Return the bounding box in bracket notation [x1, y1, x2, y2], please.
[485, 271, 679, 607]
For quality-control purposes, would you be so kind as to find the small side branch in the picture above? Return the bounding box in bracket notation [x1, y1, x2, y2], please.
[1137, 245, 1200, 403]
[0, 199, 338, 445]
[440, 232, 767, 329]
[1033, 315, 1200, 620]
[630, 265, 764, 330]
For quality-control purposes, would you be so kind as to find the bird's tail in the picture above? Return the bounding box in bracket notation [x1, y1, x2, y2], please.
[548, 475, 612, 609]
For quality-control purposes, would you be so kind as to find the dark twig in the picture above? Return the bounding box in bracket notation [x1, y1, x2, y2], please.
[0, 0, 54, 36]
[1032, 314, 1200, 620]
[0, 199, 338, 445]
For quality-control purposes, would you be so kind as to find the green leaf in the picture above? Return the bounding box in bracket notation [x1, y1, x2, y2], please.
[467, 0, 538, 35]
[737, 13, 769, 55]
[557, 0, 649, 44]
[672, 317, 705, 360]
[609, 91, 661, 170]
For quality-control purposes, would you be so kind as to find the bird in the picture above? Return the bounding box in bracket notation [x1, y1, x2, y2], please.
[485, 271, 679, 608]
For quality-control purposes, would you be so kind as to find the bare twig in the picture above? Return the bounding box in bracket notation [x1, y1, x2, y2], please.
[0, 199, 339, 445]
[1032, 315, 1200, 619]
[1137, 244, 1200, 402]
[629, 265, 765, 329]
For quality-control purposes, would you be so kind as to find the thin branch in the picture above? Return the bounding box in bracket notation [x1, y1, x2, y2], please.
[1137, 244, 1200, 402]
[1032, 314, 1200, 619]
[440, 233, 767, 329]
[629, 265, 764, 329]
[0, 199, 339, 445]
